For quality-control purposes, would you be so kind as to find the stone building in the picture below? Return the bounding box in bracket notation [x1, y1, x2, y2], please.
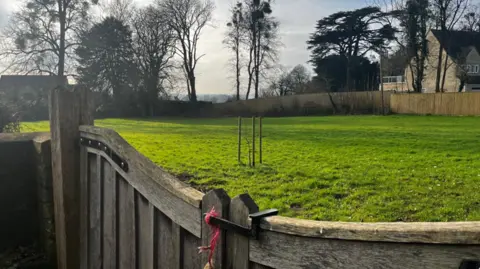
[405, 30, 480, 92]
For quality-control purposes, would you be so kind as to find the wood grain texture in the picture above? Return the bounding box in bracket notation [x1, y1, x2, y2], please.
[183, 231, 202, 269]
[118, 177, 136, 269]
[227, 194, 259, 269]
[88, 155, 102, 269]
[249, 263, 273, 269]
[171, 223, 183, 269]
[250, 230, 480, 269]
[156, 210, 173, 269]
[136, 194, 154, 269]
[102, 160, 117, 269]
[81, 130, 203, 237]
[260, 216, 480, 244]
[79, 149, 89, 269]
[201, 189, 231, 269]
[50, 88, 93, 269]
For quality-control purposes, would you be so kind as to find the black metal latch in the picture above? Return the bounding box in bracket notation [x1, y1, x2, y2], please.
[460, 260, 480, 269]
[207, 209, 278, 240]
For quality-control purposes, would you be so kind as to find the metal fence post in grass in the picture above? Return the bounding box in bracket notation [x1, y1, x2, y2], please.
[238, 117, 242, 164]
[259, 117, 263, 164]
[252, 117, 256, 167]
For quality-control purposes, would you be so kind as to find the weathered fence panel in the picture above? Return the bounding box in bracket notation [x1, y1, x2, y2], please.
[391, 92, 480, 115]
[78, 126, 205, 269]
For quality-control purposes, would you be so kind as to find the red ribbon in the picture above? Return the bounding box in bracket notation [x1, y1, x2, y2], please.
[198, 207, 220, 268]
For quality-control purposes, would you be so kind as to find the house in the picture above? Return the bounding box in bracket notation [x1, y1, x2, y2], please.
[405, 30, 480, 92]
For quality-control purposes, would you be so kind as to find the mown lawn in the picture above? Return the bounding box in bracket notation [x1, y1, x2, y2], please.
[23, 115, 480, 222]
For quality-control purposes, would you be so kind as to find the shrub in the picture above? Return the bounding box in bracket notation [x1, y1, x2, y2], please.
[0, 93, 20, 133]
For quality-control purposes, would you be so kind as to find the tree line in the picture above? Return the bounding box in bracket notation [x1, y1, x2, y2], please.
[1, 0, 479, 127]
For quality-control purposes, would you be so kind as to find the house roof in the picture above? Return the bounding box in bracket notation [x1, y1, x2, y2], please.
[431, 30, 480, 61]
[0, 75, 67, 91]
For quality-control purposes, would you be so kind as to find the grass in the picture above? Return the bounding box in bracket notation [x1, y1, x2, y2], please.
[22, 115, 480, 222]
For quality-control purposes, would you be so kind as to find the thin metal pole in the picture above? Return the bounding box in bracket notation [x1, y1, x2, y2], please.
[252, 117, 255, 167]
[259, 117, 263, 164]
[238, 117, 242, 163]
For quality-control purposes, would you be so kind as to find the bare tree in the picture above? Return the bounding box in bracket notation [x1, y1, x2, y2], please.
[1, 0, 98, 86]
[157, 0, 215, 102]
[431, 0, 469, 92]
[265, 65, 311, 96]
[132, 5, 176, 115]
[242, 0, 280, 99]
[225, 1, 245, 101]
[460, 4, 480, 31]
[102, 0, 135, 22]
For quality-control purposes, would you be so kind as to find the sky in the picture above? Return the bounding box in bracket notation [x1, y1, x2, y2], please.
[0, 0, 366, 94]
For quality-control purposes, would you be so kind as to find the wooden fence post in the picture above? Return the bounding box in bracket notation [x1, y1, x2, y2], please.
[226, 194, 259, 269]
[50, 87, 93, 269]
[202, 189, 230, 269]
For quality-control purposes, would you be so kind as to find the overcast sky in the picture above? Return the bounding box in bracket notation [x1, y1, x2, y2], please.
[0, 0, 366, 94]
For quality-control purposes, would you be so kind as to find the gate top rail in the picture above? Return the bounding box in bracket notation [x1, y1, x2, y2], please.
[79, 125, 204, 208]
[261, 216, 480, 244]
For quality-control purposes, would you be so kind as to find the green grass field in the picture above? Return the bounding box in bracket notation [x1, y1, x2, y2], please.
[23, 116, 480, 222]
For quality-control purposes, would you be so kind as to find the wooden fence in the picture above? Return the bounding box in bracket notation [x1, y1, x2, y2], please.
[213, 91, 391, 116]
[50, 89, 480, 269]
[391, 92, 480, 115]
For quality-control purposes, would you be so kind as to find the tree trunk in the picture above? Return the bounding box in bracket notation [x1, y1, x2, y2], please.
[189, 72, 197, 102]
[57, 0, 66, 88]
[236, 36, 241, 101]
[346, 57, 351, 92]
[458, 79, 465, 92]
[246, 46, 254, 100]
[435, 44, 444, 92]
[254, 26, 261, 99]
[441, 52, 449, 91]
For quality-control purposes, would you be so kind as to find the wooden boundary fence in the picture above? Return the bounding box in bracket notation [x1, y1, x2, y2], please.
[50, 89, 480, 269]
[391, 92, 480, 115]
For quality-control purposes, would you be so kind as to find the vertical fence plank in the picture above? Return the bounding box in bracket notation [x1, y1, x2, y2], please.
[172, 223, 183, 269]
[50, 88, 93, 269]
[156, 210, 173, 269]
[103, 160, 117, 269]
[201, 189, 231, 269]
[79, 149, 89, 269]
[89, 155, 102, 269]
[183, 231, 202, 269]
[227, 194, 259, 269]
[118, 178, 136, 269]
[137, 194, 155, 269]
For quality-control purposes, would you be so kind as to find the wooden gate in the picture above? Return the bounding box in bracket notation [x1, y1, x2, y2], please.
[50, 89, 480, 269]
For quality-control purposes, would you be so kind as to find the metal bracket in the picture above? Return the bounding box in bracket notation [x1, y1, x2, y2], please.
[206, 209, 278, 240]
[80, 137, 129, 172]
[460, 260, 480, 269]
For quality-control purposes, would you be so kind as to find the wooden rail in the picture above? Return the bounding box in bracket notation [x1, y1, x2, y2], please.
[50, 89, 480, 269]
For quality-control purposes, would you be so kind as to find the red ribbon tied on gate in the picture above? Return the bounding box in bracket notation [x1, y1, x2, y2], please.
[198, 207, 220, 268]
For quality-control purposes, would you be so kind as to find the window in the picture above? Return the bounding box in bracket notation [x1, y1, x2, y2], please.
[461, 64, 480, 74]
